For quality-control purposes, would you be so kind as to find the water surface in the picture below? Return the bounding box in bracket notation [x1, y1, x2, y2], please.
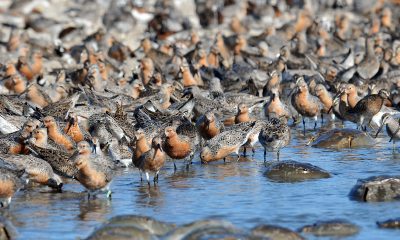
[2, 122, 400, 239]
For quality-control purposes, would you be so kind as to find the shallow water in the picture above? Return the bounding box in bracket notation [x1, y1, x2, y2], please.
[2, 121, 400, 240]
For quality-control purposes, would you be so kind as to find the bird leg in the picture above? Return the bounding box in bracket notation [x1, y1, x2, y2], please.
[392, 140, 396, 152]
[313, 116, 318, 130]
[264, 148, 267, 162]
[155, 171, 159, 182]
[321, 113, 324, 125]
[106, 190, 112, 199]
[362, 125, 367, 132]
[146, 172, 151, 187]
[302, 117, 306, 136]
[277, 150, 280, 161]
[243, 146, 247, 157]
[173, 160, 177, 171]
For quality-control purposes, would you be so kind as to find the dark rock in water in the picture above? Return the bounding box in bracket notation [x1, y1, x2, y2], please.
[264, 160, 331, 182]
[163, 219, 241, 240]
[86, 215, 175, 240]
[86, 224, 157, 240]
[349, 176, 400, 202]
[299, 220, 359, 237]
[0, 216, 17, 240]
[310, 128, 374, 149]
[377, 218, 400, 229]
[251, 224, 305, 240]
[105, 215, 176, 236]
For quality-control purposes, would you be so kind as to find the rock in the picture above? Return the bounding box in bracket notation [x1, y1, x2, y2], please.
[105, 215, 176, 236]
[310, 128, 374, 149]
[377, 218, 400, 229]
[86, 215, 177, 240]
[251, 224, 305, 240]
[264, 160, 331, 182]
[163, 219, 241, 240]
[0, 216, 17, 240]
[86, 224, 157, 240]
[299, 220, 359, 237]
[349, 176, 400, 202]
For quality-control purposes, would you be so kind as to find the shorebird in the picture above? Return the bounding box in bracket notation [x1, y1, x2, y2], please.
[63, 112, 92, 144]
[200, 122, 255, 163]
[264, 70, 281, 96]
[196, 111, 224, 140]
[132, 129, 151, 167]
[234, 103, 253, 124]
[0, 166, 24, 208]
[34, 92, 81, 120]
[344, 84, 360, 108]
[88, 113, 114, 147]
[0, 153, 63, 191]
[241, 120, 269, 157]
[259, 117, 290, 161]
[6, 74, 26, 94]
[105, 138, 132, 167]
[140, 58, 154, 85]
[0, 119, 40, 154]
[43, 116, 76, 151]
[264, 88, 291, 120]
[138, 137, 166, 186]
[181, 87, 237, 119]
[291, 75, 322, 135]
[28, 128, 64, 151]
[73, 141, 114, 199]
[16, 52, 43, 81]
[129, 79, 146, 100]
[162, 126, 194, 169]
[314, 84, 334, 122]
[26, 139, 78, 179]
[24, 83, 52, 108]
[180, 65, 199, 87]
[347, 89, 390, 131]
[357, 37, 380, 80]
[375, 113, 400, 149]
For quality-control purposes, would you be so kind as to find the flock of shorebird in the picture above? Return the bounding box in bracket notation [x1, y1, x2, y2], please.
[1, 0, 400, 210]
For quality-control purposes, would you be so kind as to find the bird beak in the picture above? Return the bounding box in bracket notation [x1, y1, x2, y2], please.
[65, 117, 74, 133]
[69, 116, 75, 125]
[375, 124, 384, 138]
[157, 143, 163, 152]
[333, 89, 345, 101]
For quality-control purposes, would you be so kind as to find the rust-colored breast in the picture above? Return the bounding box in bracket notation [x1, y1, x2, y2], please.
[0, 179, 16, 197]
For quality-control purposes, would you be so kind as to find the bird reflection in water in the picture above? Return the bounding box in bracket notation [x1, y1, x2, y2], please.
[135, 184, 163, 208]
[78, 198, 111, 221]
